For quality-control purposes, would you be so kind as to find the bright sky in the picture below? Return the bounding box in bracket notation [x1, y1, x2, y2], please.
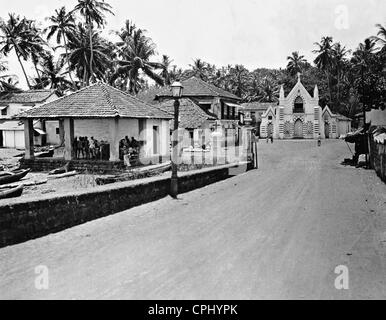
[1, 0, 385, 89]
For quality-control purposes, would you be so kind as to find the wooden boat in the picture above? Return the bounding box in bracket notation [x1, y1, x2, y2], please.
[0, 184, 24, 200]
[47, 170, 77, 179]
[0, 167, 22, 177]
[49, 162, 70, 175]
[35, 148, 54, 158]
[0, 169, 30, 185]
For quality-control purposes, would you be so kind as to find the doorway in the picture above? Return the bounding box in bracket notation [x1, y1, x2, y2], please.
[294, 119, 303, 138]
[153, 126, 160, 154]
[267, 123, 273, 137]
[325, 122, 330, 139]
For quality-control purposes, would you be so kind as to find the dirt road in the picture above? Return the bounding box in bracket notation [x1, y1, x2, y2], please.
[1, 140, 386, 299]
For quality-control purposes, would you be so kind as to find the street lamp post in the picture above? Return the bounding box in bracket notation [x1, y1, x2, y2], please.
[170, 81, 183, 198]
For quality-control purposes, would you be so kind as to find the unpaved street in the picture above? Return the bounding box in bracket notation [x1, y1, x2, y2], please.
[1, 140, 386, 299]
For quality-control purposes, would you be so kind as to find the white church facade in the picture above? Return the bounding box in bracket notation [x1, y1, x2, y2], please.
[259, 75, 352, 139]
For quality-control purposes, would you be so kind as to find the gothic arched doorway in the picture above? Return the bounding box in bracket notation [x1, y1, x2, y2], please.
[325, 122, 330, 139]
[294, 119, 303, 138]
[267, 123, 273, 137]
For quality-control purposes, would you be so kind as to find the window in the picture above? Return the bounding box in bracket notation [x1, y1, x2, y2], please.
[153, 126, 160, 154]
[189, 130, 194, 147]
[200, 104, 211, 113]
[293, 96, 304, 113]
[0, 106, 7, 116]
[55, 127, 60, 135]
[268, 115, 273, 120]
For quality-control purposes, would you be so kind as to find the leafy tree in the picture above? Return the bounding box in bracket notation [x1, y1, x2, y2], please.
[313, 36, 334, 102]
[286, 51, 307, 76]
[67, 23, 112, 87]
[227, 64, 250, 99]
[45, 6, 77, 88]
[31, 52, 72, 96]
[72, 0, 114, 85]
[159, 55, 173, 85]
[0, 14, 37, 88]
[372, 23, 386, 51]
[111, 26, 163, 93]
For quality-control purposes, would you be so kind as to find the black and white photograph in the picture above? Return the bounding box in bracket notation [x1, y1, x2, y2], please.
[0, 0, 385, 302]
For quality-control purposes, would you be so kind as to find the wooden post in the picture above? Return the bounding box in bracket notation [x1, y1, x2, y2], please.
[24, 118, 34, 160]
[109, 117, 120, 161]
[213, 135, 218, 166]
[224, 128, 228, 164]
[59, 119, 65, 146]
[63, 118, 74, 161]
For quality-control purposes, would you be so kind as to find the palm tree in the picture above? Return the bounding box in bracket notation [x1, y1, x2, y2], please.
[159, 55, 173, 85]
[313, 36, 334, 102]
[372, 23, 386, 50]
[256, 78, 279, 102]
[169, 65, 183, 83]
[67, 23, 111, 87]
[32, 53, 72, 96]
[332, 43, 350, 104]
[72, 0, 114, 85]
[45, 7, 77, 88]
[228, 64, 250, 99]
[189, 58, 208, 80]
[26, 20, 47, 85]
[0, 54, 20, 91]
[113, 19, 136, 43]
[110, 27, 164, 93]
[0, 14, 35, 88]
[286, 51, 307, 76]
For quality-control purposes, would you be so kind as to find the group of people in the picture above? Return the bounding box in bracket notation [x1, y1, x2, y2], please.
[73, 136, 101, 159]
[119, 136, 139, 160]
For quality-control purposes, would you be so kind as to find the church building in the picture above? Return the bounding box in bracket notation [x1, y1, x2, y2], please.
[260, 74, 325, 139]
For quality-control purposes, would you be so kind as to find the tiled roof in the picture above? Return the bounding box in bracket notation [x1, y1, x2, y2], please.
[135, 87, 164, 105]
[158, 98, 215, 129]
[0, 89, 56, 104]
[156, 76, 241, 101]
[18, 83, 172, 120]
[336, 113, 352, 121]
[241, 102, 278, 112]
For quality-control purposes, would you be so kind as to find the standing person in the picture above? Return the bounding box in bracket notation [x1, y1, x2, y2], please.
[94, 138, 100, 160]
[89, 136, 96, 159]
[73, 137, 79, 159]
[131, 136, 138, 149]
[317, 133, 321, 147]
[84, 136, 90, 159]
[79, 137, 85, 159]
[270, 134, 274, 144]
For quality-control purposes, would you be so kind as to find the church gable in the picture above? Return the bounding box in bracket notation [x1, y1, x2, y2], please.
[262, 105, 276, 119]
[286, 81, 313, 105]
[322, 105, 337, 119]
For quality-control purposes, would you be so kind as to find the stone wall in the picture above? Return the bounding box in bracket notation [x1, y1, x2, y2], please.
[0, 163, 245, 248]
[20, 158, 126, 174]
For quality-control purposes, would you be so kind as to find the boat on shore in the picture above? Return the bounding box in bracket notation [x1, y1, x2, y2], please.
[0, 169, 31, 185]
[0, 184, 24, 200]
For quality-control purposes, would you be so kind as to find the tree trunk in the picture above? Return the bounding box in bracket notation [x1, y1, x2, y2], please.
[62, 33, 76, 90]
[88, 23, 94, 85]
[15, 51, 31, 89]
[326, 70, 332, 104]
[83, 67, 88, 87]
[33, 62, 42, 87]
